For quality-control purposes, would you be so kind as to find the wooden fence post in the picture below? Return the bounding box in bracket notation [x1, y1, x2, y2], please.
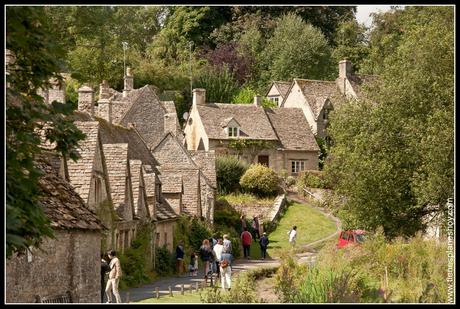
[155, 287, 159, 299]
[168, 286, 173, 297]
[126, 292, 130, 303]
[181, 284, 184, 295]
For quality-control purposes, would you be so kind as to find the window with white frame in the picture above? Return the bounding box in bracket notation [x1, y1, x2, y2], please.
[291, 160, 306, 174]
[269, 97, 279, 105]
[228, 127, 239, 137]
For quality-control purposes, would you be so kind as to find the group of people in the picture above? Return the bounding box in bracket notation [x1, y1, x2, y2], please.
[240, 215, 269, 259]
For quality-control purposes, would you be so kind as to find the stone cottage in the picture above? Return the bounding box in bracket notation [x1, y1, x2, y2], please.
[6, 154, 105, 303]
[280, 59, 378, 140]
[183, 89, 319, 175]
[153, 132, 216, 222]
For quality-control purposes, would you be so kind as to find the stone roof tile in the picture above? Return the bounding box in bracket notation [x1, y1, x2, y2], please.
[36, 154, 105, 231]
[295, 79, 341, 119]
[197, 103, 278, 141]
[265, 108, 319, 152]
[158, 174, 182, 193]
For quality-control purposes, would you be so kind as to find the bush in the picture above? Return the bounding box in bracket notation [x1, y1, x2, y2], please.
[297, 170, 331, 190]
[274, 252, 308, 303]
[155, 245, 175, 276]
[118, 225, 154, 289]
[216, 155, 249, 194]
[240, 164, 280, 197]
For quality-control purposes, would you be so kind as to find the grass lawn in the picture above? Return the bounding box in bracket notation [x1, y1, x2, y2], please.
[264, 201, 337, 258]
[136, 290, 204, 303]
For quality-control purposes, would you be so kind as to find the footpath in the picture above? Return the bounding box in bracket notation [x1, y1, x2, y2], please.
[119, 192, 339, 303]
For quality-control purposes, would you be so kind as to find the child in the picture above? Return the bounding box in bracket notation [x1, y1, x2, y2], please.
[193, 251, 199, 276]
[189, 251, 198, 276]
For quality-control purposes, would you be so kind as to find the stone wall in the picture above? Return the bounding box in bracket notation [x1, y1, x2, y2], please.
[266, 194, 287, 223]
[156, 220, 176, 252]
[6, 230, 101, 303]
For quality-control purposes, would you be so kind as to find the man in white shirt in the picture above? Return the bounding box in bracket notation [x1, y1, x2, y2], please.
[288, 226, 297, 246]
[213, 238, 224, 279]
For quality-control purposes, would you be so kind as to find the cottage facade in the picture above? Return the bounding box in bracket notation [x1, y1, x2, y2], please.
[184, 89, 319, 175]
[6, 156, 105, 303]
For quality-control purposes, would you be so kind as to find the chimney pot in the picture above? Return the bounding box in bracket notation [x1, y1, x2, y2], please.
[254, 95, 262, 106]
[193, 88, 206, 106]
[339, 59, 352, 79]
[124, 67, 134, 96]
[78, 85, 95, 116]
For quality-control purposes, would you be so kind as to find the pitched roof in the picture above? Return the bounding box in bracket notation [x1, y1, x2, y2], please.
[273, 81, 292, 99]
[142, 165, 157, 197]
[158, 174, 182, 193]
[346, 74, 380, 99]
[129, 159, 143, 217]
[295, 79, 341, 119]
[196, 103, 278, 141]
[102, 143, 129, 212]
[36, 155, 105, 231]
[67, 121, 100, 203]
[190, 150, 217, 188]
[157, 198, 179, 221]
[265, 108, 319, 152]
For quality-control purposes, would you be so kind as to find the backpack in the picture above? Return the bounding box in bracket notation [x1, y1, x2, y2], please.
[220, 259, 229, 268]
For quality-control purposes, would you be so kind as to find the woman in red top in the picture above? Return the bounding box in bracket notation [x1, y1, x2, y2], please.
[240, 227, 253, 259]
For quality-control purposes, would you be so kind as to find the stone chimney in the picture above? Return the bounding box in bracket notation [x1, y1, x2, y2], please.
[254, 95, 262, 107]
[339, 59, 353, 79]
[99, 80, 111, 99]
[123, 67, 134, 98]
[97, 80, 112, 124]
[193, 88, 206, 106]
[78, 85, 95, 116]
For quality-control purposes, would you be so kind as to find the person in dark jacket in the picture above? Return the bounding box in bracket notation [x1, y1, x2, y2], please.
[259, 232, 269, 259]
[101, 254, 111, 303]
[175, 240, 185, 277]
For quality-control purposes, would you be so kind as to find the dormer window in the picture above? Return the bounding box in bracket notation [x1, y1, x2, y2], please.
[228, 127, 239, 137]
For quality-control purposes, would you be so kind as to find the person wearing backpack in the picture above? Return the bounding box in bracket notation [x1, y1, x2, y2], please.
[259, 232, 269, 260]
[220, 251, 233, 291]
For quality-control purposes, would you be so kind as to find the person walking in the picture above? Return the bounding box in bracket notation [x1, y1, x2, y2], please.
[223, 234, 232, 254]
[220, 250, 233, 291]
[259, 232, 269, 260]
[252, 216, 260, 239]
[188, 251, 197, 276]
[175, 240, 185, 277]
[105, 250, 122, 303]
[101, 254, 111, 303]
[213, 238, 224, 279]
[241, 227, 253, 259]
[199, 239, 213, 283]
[288, 226, 297, 247]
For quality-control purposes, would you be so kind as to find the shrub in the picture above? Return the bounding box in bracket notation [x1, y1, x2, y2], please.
[240, 164, 280, 197]
[118, 225, 154, 289]
[274, 252, 308, 303]
[216, 155, 249, 194]
[297, 170, 331, 190]
[154, 245, 175, 276]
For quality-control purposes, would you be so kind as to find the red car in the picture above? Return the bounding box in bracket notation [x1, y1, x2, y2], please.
[336, 229, 366, 249]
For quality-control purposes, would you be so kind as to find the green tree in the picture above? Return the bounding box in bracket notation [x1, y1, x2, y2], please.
[6, 6, 85, 257]
[260, 13, 334, 87]
[193, 66, 239, 103]
[325, 6, 454, 239]
[331, 19, 369, 73]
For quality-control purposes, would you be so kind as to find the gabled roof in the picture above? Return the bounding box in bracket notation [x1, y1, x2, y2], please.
[157, 198, 179, 221]
[221, 117, 241, 128]
[129, 159, 145, 218]
[294, 79, 341, 120]
[67, 121, 100, 203]
[346, 74, 380, 99]
[196, 103, 278, 141]
[267, 81, 292, 99]
[190, 150, 217, 189]
[158, 174, 182, 193]
[36, 154, 105, 231]
[265, 108, 319, 152]
[102, 143, 130, 213]
[142, 165, 158, 197]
